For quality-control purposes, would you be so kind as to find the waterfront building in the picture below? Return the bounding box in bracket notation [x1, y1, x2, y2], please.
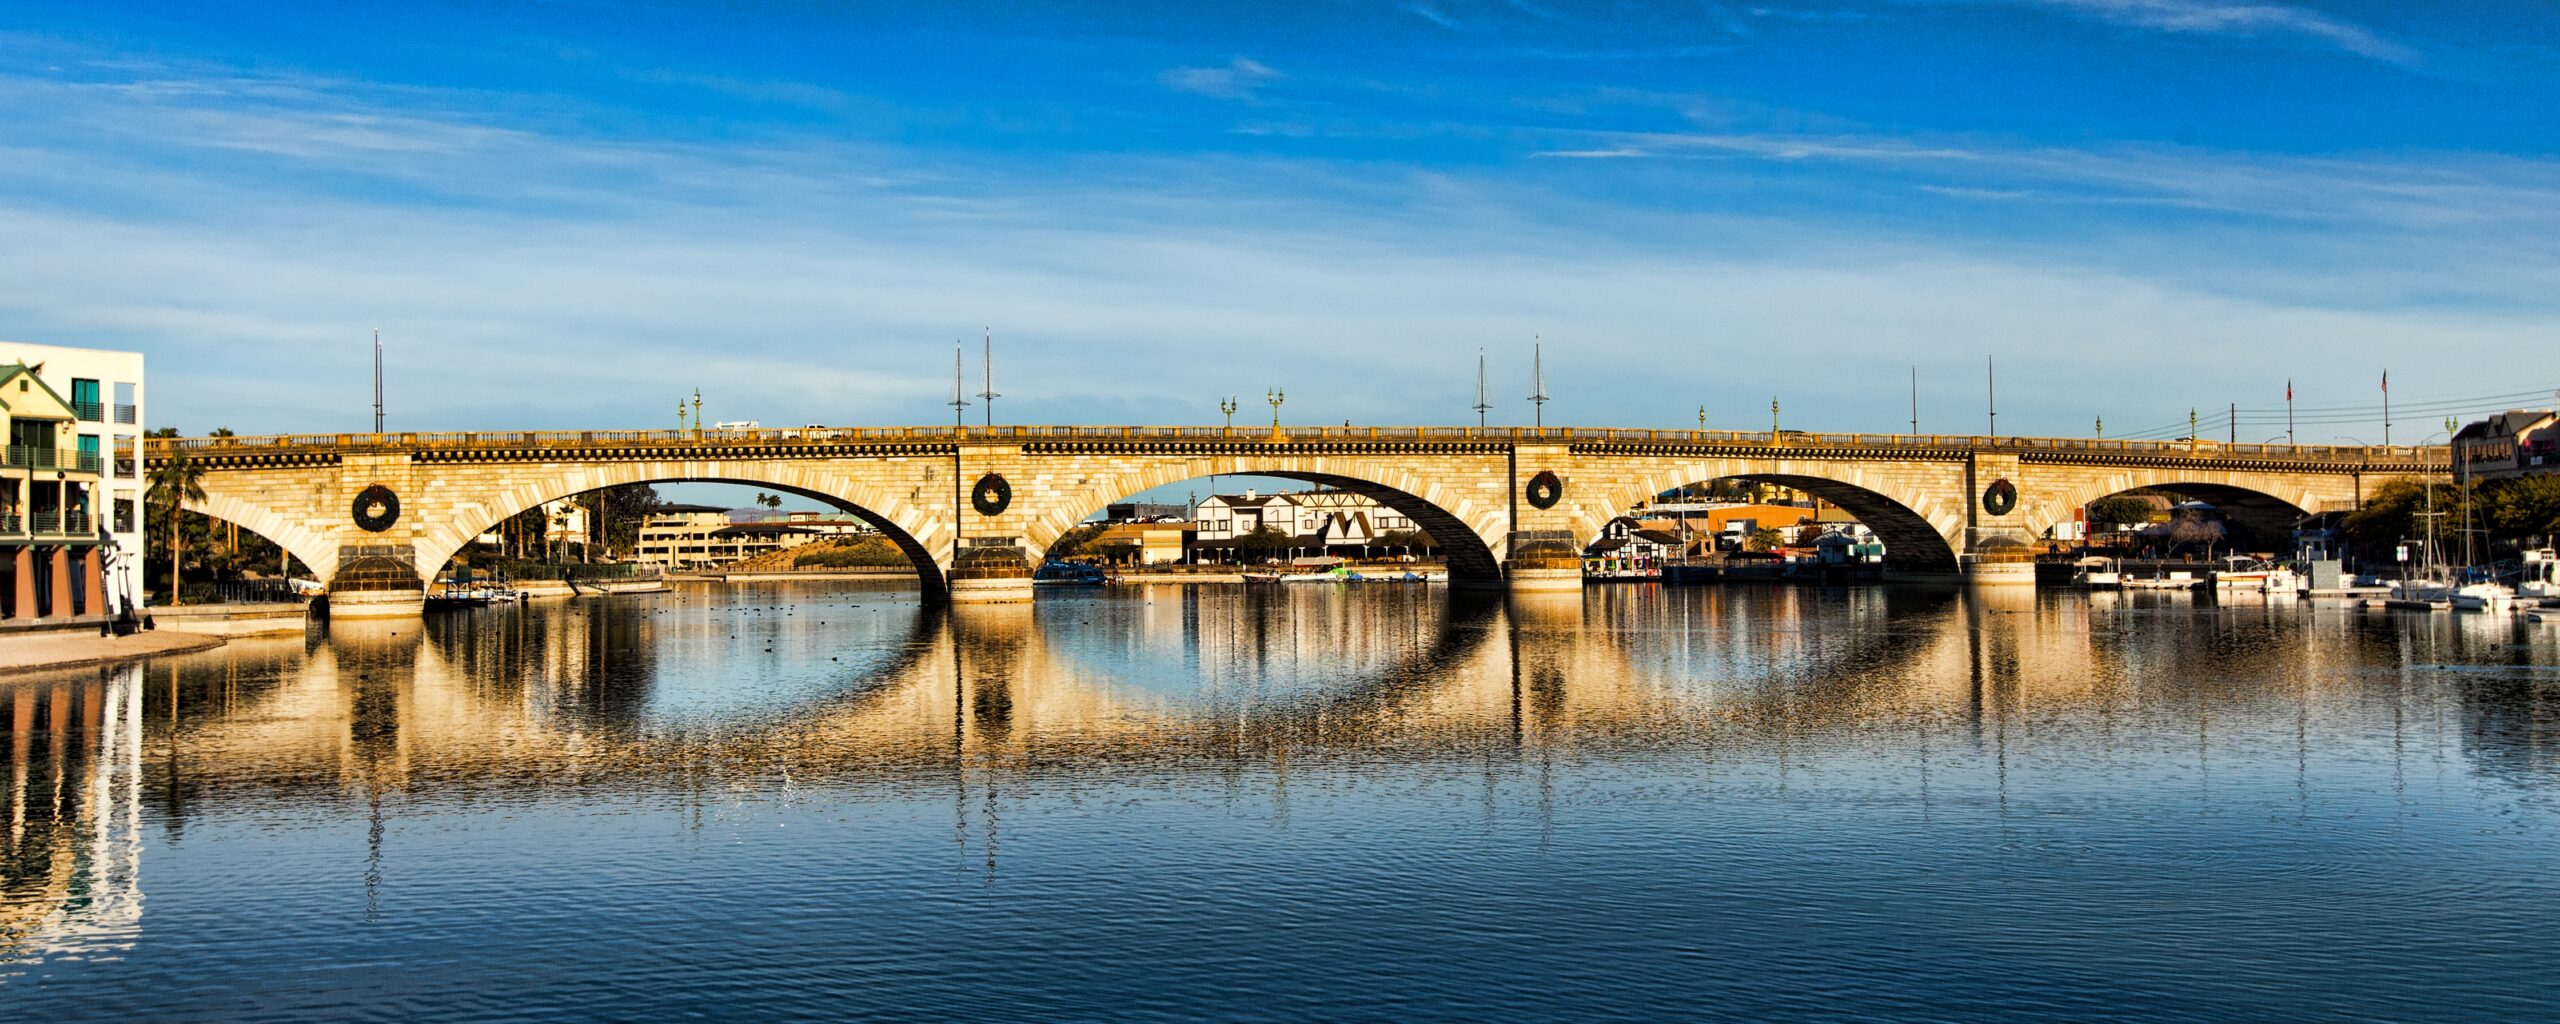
[1584, 516, 1687, 575]
[1103, 501, 1188, 523]
[2453, 410, 2558, 480]
[0, 341, 143, 622]
[635, 504, 824, 570]
[1083, 521, 1195, 564]
[1191, 489, 1417, 546]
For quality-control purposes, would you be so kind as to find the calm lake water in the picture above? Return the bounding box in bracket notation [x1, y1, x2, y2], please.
[6, 582, 2559, 1022]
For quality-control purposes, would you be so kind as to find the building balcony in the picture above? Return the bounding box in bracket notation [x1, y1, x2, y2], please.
[4, 447, 102, 474]
[72, 400, 103, 422]
[0, 512, 17, 534]
[114, 403, 138, 425]
[28, 510, 92, 536]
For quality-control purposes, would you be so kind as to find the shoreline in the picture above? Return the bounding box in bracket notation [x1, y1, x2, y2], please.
[0, 629, 227, 676]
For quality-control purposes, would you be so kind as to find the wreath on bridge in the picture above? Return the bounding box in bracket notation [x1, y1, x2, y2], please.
[1981, 478, 2018, 517]
[352, 484, 401, 532]
[971, 473, 1012, 517]
[1525, 470, 1564, 510]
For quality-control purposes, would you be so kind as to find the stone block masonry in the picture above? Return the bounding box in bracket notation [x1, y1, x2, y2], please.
[155, 428, 2440, 611]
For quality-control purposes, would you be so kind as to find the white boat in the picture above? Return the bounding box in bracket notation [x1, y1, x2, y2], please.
[2214, 564, 2301, 595]
[2123, 571, 2200, 591]
[2070, 557, 2121, 589]
[2520, 549, 2560, 603]
[2450, 582, 2516, 612]
[2383, 578, 2452, 611]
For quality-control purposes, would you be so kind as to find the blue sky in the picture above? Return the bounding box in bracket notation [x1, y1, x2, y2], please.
[2, 0, 2556, 453]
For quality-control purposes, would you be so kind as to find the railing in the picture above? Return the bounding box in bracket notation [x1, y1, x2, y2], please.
[72, 400, 102, 422]
[0, 512, 17, 533]
[178, 579, 305, 605]
[5, 447, 103, 473]
[473, 561, 664, 582]
[144, 425, 2451, 467]
[114, 403, 138, 425]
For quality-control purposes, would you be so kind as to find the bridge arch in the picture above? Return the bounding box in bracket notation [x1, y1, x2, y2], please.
[1573, 459, 1968, 574]
[1021, 458, 1510, 584]
[412, 463, 951, 599]
[2022, 469, 2368, 551]
[187, 492, 342, 584]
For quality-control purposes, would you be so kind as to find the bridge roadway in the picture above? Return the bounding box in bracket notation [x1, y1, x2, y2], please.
[146, 424, 2446, 617]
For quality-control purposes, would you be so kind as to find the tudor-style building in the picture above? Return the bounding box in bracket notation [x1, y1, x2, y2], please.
[0, 342, 145, 624]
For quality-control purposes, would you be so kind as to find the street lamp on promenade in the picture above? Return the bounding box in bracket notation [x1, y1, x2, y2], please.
[1267, 388, 1286, 442]
[1220, 397, 1239, 432]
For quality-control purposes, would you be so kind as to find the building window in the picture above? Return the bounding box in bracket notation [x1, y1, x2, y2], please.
[113, 382, 137, 425]
[117, 437, 138, 477]
[78, 434, 100, 473]
[114, 496, 135, 533]
[70, 378, 101, 422]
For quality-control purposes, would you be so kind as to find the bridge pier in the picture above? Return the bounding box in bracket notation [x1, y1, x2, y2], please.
[948, 537, 1034, 604]
[325, 543, 430, 619]
[1501, 530, 1584, 594]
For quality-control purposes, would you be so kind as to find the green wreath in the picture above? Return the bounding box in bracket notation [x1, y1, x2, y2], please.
[352, 484, 401, 532]
[1981, 479, 2017, 517]
[1525, 470, 1564, 510]
[972, 473, 1012, 517]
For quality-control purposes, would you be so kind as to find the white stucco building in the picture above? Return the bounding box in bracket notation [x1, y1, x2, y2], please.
[0, 341, 144, 620]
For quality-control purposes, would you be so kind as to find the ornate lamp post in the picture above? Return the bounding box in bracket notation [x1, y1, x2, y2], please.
[691, 389, 703, 437]
[1220, 396, 1239, 432]
[1697, 405, 1707, 435]
[1266, 388, 1286, 442]
[1770, 397, 1780, 442]
[2095, 416, 2104, 440]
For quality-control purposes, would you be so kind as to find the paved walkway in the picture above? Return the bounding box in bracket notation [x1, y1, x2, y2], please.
[0, 629, 226, 675]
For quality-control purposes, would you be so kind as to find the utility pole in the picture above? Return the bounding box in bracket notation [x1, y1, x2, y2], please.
[977, 330, 999, 428]
[1527, 338, 1549, 429]
[2286, 379, 2296, 447]
[1473, 348, 1492, 429]
[949, 341, 969, 433]
[1909, 365, 1918, 435]
[2381, 369, 2392, 447]
[371, 329, 384, 434]
[2229, 402, 2236, 445]
[1986, 354, 1996, 438]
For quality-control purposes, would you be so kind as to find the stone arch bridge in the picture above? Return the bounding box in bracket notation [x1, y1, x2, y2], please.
[145, 425, 2444, 616]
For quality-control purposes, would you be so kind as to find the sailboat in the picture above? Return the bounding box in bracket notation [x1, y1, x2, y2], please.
[2383, 487, 2453, 610]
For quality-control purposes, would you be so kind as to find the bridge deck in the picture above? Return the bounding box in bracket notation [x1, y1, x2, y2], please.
[146, 426, 2446, 470]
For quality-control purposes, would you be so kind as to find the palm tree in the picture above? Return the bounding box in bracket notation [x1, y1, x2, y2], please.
[147, 448, 207, 604]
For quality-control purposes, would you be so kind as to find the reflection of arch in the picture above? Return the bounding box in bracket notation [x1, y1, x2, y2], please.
[1584, 467, 1963, 573]
[415, 470, 948, 599]
[1030, 587, 1504, 731]
[189, 492, 340, 581]
[1035, 465, 1506, 584]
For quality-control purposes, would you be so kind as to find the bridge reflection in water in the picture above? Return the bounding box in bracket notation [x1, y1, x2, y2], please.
[6, 581, 2559, 989]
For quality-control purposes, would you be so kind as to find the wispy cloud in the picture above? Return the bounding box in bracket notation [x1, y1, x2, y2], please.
[1405, 2, 1465, 31]
[2010, 0, 2414, 63]
[1158, 57, 1282, 100]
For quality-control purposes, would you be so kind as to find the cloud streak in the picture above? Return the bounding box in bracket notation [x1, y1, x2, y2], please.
[2009, 0, 2415, 63]
[1158, 57, 1282, 100]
